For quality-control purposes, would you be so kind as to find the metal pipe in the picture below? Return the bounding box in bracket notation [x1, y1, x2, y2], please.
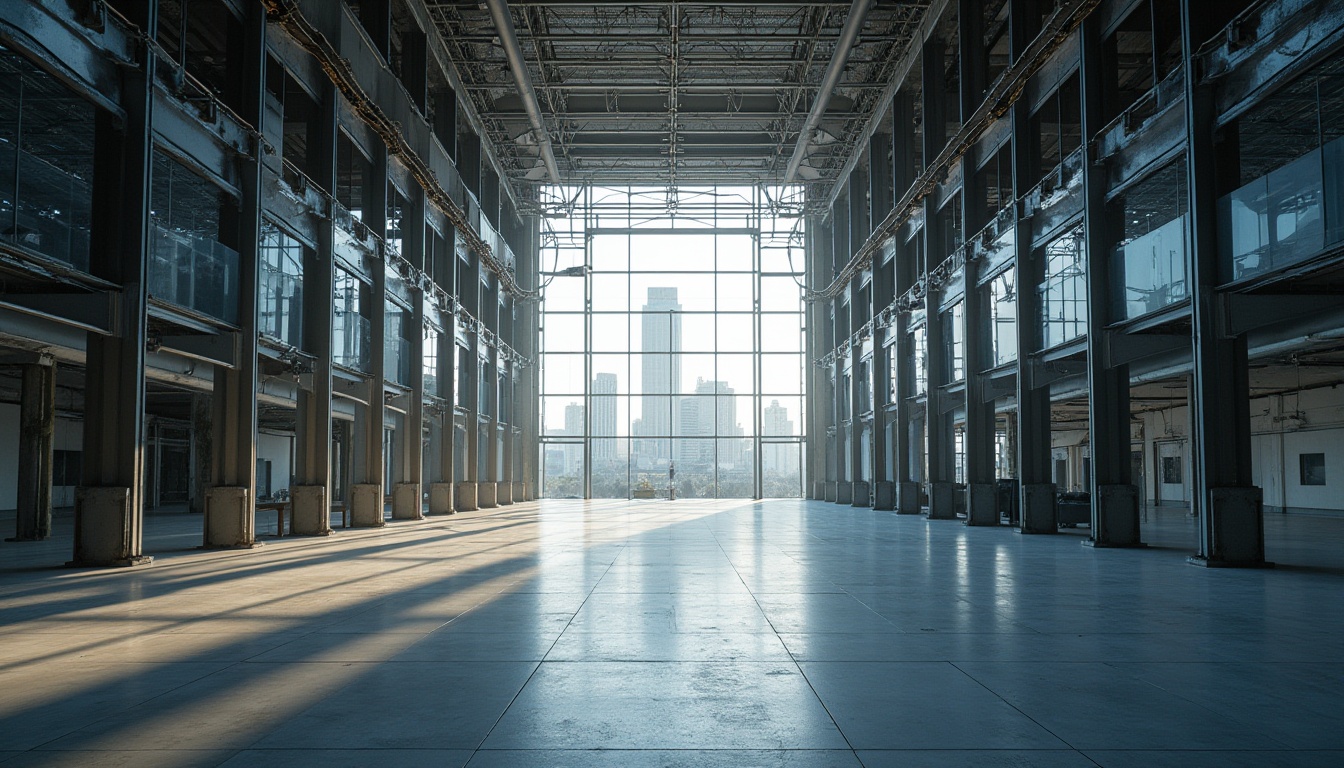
[484, 0, 562, 184]
[781, 0, 872, 185]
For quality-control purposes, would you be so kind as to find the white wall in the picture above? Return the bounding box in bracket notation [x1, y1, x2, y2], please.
[256, 431, 294, 499]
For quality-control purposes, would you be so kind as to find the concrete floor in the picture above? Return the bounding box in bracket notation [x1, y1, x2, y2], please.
[1, 500, 1342, 767]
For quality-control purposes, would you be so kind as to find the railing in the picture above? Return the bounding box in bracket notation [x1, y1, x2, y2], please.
[0, 143, 93, 272]
[260, 267, 304, 347]
[333, 312, 370, 371]
[1217, 139, 1343, 283]
[148, 223, 240, 324]
[1113, 215, 1188, 320]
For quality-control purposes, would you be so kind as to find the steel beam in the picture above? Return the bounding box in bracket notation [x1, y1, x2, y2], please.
[785, 0, 873, 184]
[484, 0, 561, 183]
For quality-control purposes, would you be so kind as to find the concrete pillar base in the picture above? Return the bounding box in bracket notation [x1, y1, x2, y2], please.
[873, 481, 896, 511]
[1186, 486, 1270, 567]
[851, 481, 870, 507]
[203, 486, 258, 547]
[456, 482, 479, 511]
[350, 484, 385, 527]
[1085, 484, 1143, 547]
[1019, 483, 1057, 534]
[498, 482, 514, 505]
[823, 482, 837, 502]
[69, 487, 152, 567]
[896, 481, 921, 514]
[478, 482, 498, 508]
[514, 482, 526, 503]
[927, 482, 957, 520]
[392, 483, 423, 520]
[290, 485, 333, 536]
[810, 481, 824, 500]
[428, 483, 455, 515]
[964, 483, 998, 526]
[836, 482, 853, 505]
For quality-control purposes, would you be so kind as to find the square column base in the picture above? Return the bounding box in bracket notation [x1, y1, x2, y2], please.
[896, 481, 922, 514]
[429, 483, 455, 515]
[204, 486, 259, 548]
[835, 482, 853, 505]
[350, 484, 385, 528]
[927, 482, 957, 520]
[810, 482, 823, 500]
[851, 481, 870, 507]
[478, 482, 498, 508]
[392, 483, 423, 520]
[514, 482, 526, 503]
[873, 481, 896, 511]
[1187, 486, 1270, 567]
[498, 482, 514, 505]
[1086, 484, 1144, 547]
[1019, 483, 1057, 534]
[70, 487, 152, 567]
[823, 482, 837, 502]
[456, 482, 479, 512]
[965, 483, 998, 526]
[290, 485, 333, 536]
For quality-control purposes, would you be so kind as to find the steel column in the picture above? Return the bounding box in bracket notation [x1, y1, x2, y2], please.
[1180, 0, 1265, 567]
[1079, 10, 1142, 547]
[11, 362, 55, 541]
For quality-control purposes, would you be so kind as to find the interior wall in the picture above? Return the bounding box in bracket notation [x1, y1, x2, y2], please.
[0, 405, 82, 511]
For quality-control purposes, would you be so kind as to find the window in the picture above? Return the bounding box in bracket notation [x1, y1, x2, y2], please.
[1038, 225, 1086, 349]
[1030, 73, 1081, 186]
[148, 151, 239, 323]
[259, 223, 305, 347]
[0, 45, 95, 271]
[945, 301, 965, 382]
[1111, 160, 1189, 320]
[333, 268, 369, 370]
[540, 186, 805, 499]
[988, 268, 1017, 367]
[1300, 453, 1326, 486]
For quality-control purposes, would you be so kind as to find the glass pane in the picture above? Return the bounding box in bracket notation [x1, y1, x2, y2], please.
[640, 234, 715, 271]
[760, 276, 802, 311]
[761, 442, 802, 497]
[676, 395, 716, 436]
[716, 234, 755, 271]
[761, 354, 803, 395]
[716, 440, 753, 496]
[543, 313, 585, 352]
[592, 235, 628, 271]
[717, 313, 754, 352]
[591, 273, 629, 311]
[592, 354, 631, 394]
[591, 315, 629, 352]
[632, 273, 713, 311]
[723, 395, 755, 435]
[677, 353, 716, 393]
[761, 314, 802, 352]
[680, 313, 716, 352]
[715, 354, 755, 395]
[543, 396, 584, 436]
[543, 353, 585, 395]
[543, 276, 585, 312]
[670, 440, 715, 498]
[762, 397, 802, 436]
[717, 273, 754, 311]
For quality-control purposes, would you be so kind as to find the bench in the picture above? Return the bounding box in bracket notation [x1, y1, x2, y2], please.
[256, 501, 290, 536]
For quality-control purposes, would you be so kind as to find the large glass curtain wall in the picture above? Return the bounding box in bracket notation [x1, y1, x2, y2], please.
[540, 187, 806, 499]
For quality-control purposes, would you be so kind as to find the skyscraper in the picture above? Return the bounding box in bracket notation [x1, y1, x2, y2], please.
[564, 401, 585, 474]
[637, 287, 681, 464]
[592, 372, 617, 460]
[677, 378, 742, 467]
[762, 399, 795, 474]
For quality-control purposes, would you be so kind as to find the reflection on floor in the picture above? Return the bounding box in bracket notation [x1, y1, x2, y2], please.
[1, 500, 1342, 767]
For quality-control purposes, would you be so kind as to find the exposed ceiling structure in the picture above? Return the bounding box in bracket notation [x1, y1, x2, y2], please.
[425, 0, 932, 200]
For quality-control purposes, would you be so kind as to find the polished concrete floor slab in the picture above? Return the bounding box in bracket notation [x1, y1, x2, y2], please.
[1, 500, 1343, 766]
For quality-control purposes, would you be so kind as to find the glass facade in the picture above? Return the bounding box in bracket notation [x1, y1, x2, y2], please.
[540, 186, 805, 499]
